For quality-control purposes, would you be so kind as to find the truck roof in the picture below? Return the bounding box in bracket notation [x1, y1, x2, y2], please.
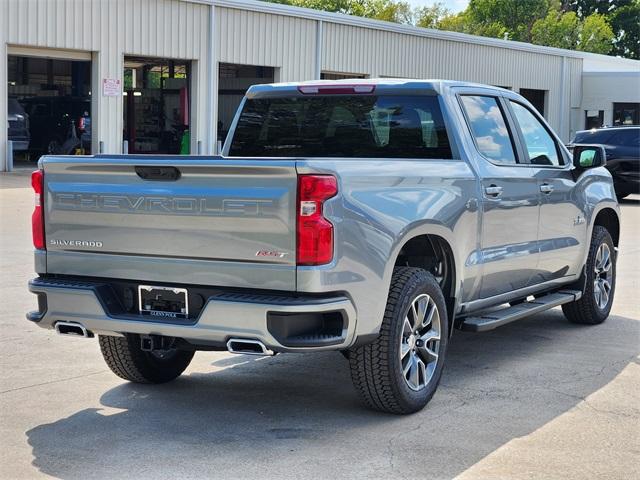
[246, 78, 509, 97]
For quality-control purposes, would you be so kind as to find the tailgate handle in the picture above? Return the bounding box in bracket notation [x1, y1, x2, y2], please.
[135, 166, 181, 181]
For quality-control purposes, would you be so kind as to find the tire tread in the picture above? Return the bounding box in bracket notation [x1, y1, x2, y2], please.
[562, 225, 615, 325]
[98, 334, 193, 384]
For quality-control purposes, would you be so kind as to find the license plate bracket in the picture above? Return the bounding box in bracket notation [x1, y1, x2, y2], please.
[138, 285, 188, 319]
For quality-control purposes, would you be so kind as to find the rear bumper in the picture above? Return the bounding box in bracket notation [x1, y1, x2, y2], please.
[27, 277, 357, 352]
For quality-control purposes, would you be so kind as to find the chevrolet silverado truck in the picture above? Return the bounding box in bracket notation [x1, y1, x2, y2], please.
[28, 80, 620, 414]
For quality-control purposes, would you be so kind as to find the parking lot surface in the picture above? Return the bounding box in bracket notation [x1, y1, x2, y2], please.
[1, 170, 638, 480]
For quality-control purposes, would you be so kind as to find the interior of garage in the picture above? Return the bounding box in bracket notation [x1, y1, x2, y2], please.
[123, 57, 191, 154]
[7, 55, 91, 163]
[520, 88, 547, 117]
[217, 63, 275, 144]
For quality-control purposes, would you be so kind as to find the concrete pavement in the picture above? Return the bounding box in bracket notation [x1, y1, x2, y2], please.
[1, 171, 638, 479]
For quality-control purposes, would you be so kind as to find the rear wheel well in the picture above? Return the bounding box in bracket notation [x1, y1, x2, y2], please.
[594, 208, 619, 247]
[394, 235, 456, 335]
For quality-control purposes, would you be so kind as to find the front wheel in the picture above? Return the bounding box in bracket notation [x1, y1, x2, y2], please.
[99, 334, 194, 383]
[349, 267, 448, 414]
[562, 226, 616, 325]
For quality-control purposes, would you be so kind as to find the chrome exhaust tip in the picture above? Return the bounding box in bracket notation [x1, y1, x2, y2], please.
[54, 321, 93, 338]
[226, 338, 275, 356]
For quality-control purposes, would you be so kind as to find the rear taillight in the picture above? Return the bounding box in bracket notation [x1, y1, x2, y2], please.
[297, 175, 338, 266]
[31, 169, 45, 250]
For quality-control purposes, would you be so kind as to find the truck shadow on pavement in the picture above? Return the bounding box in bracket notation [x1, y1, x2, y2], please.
[26, 310, 639, 479]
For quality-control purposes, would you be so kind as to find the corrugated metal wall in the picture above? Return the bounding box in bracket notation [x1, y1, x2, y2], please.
[1, 0, 210, 166]
[215, 8, 316, 82]
[321, 22, 581, 138]
[1, 0, 586, 170]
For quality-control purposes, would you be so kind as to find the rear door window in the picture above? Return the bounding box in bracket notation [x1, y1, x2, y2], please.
[573, 130, 612, 144]
[608, 129, 640, 147]
[228, 95, 452, 159]
[460, 95, 517, 164]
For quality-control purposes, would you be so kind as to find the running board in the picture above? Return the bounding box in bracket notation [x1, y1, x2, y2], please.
[460, 290, 582, 332]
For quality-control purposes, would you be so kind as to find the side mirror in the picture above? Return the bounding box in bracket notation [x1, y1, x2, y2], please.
[572, 144, 606, 169]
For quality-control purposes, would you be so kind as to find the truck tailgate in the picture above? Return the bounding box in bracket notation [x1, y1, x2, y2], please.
[42, 156, 297, 290]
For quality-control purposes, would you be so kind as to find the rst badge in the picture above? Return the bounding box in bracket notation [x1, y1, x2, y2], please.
[255, 250, 288, 258]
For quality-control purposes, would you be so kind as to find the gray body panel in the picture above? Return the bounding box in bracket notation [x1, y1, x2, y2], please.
[42, 157, 297, 290]
[31, 79, 620, 347]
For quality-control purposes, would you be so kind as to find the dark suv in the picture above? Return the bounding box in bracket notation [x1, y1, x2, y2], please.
[572, 126, 640, 199]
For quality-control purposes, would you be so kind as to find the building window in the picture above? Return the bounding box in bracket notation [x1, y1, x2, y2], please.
[613, 103, 640, 126]
[519, 88, 546, 117]
[585, 110, 604, 129]
[320, 72, 367, 80]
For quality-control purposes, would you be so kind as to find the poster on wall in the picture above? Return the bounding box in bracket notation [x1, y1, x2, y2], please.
[102, 78, 121, 96]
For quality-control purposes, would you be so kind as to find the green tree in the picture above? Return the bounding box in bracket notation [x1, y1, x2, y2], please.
[414, 2, 450, 29]
[531, 10, 581, 49]
[464, 0, 552, 41]
[531, 10, 614, 53]
[608, 1, 640, 58]
[580, 13, 615, 53]
[565, 0, 640, 58]
[434, 11, 469, 33]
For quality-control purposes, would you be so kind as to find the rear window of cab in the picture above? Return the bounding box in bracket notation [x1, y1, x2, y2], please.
[228, 94, 452, 159]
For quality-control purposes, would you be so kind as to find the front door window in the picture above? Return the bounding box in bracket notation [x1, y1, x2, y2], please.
[509, 101, 561, 166]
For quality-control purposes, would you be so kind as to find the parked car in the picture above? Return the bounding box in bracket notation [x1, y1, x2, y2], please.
[7, 97, 30, 153]
[571, 126, 640, 199]
[27, 80, 620, 414]
[20, 96, 91, 157]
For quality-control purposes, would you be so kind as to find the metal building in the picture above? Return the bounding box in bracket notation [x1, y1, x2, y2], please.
[1, 0, 638, 171]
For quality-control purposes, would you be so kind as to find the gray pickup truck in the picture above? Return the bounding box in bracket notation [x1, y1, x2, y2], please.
[28, 80, 620, 414]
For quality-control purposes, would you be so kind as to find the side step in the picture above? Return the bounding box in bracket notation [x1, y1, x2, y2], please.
[460, 290, 582, 332]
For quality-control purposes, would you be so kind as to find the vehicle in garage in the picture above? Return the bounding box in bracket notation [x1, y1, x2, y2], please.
[7, 97, 29, 154]
[21, 96, 91, 157]
[571, 126, 640, 199]
[27, 80, 620, 414]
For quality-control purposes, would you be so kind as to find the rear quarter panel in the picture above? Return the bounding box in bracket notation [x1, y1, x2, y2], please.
[296, 159, 479, 338]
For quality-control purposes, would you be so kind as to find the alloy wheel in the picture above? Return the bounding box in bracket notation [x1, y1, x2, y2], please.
[593, 242, 613, 310]
[400, 293, 441, 391]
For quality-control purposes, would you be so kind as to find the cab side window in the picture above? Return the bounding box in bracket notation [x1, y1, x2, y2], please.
[509, 101, 562, 166]
[460, 95, 517, 164]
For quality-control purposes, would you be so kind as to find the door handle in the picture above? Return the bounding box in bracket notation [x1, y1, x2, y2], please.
[484, 185, 503, 198]
[540, 183, 554, 194]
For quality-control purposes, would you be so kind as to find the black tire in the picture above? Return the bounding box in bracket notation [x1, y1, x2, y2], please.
[98, 334, 194, 383]
[348, 267, 449, 414]
[562, 226, 616, 325]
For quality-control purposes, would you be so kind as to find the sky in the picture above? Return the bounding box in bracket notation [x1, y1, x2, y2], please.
[405, 0, 469, 13]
